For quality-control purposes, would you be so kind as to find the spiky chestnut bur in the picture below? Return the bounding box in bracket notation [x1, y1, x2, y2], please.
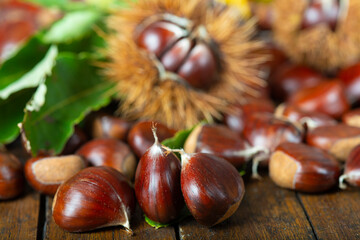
[270, 142, 341, 193]
[134, 127, 184, 224]
[273, 0, 360, 72]
[52, 166, 135, 233]
[184, 124, 266, 168]
[104, 0, 266, 129]
[169, 149, 245, 227]
[339, 145, 360, 189]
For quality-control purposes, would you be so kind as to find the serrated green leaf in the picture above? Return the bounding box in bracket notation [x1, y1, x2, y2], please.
[0, 36, 52, 95]
[42, 10, 102, 44]
[23, 53, 116, 156]
[0, 89, 35, 143]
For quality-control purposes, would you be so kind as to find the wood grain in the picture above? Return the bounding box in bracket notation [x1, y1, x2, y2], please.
[44, 197, 177, 240]
[299, 188, 360, 239]
[179, 175, 315, 240]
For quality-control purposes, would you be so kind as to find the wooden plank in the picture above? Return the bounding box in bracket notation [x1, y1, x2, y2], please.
[0, 142, 40, 240]
[179, 175, 315, 240]
[298, 188, 360, 239]
[44, 197, 177, 240]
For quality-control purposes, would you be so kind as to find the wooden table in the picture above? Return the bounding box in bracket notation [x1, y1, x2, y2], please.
[2, 143, 360, 240]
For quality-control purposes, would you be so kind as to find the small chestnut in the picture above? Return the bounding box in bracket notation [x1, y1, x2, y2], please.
[127, 121, 175, 158]
[76, 138, 137, 181]
[25, 155, 87, 195]
[275, 103, 337, 130]
[223, 98, 275, 134]
[52, 166, 136, 233]
[135, 127, 184, 223]
[184, 124, 250, 168]
[339, 145, 360, 189]
[61, 126, 88, 155]
[288, 80, 350, 119]
[174, 150, 245, 227]
[269, 142, 340, 193]
[92, 114, 132, 141]
[0, 151, 25, 200]
[306, 124, 360, 161]
[342, 109, 360, 128]
[337, 61, 360, 105]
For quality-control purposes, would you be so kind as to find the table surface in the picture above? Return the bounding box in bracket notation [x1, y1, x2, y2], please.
[2, 142, 360, 240]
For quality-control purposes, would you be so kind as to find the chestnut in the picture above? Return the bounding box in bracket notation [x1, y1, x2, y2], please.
[338, 62, 360, 105]
[269, 142, 341, 193]
[76, 139, 137, 181]
[342, 109, 360, 128]
[135, 127, 184, 223]
[306, 124, 360, 162]
[25, 155, 87, 195]
[0, 151, 24, 200]
[223, 98, 275, 134]
[61, 126, 88, 155]
[184, 124, 250, 168]
[242, 112, 303, 177]
[127, 121, 175, 158]
[172, 150, 245, 227]
[275, 103, 337, 130]
[339, 145, 360, 189]
[92, 114, 132, 141]
[288, 80, 350, 119]
[269, 63, 323, 101]
[52, 166, 135, 233]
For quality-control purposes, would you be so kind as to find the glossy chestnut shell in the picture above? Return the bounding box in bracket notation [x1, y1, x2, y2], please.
[0, 151, 24, 200]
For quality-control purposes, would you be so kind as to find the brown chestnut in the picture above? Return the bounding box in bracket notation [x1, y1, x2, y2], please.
[76, 139, 137, 181]
[275, 103, 337, 130]
[342, 109, 360, 128]
[173, 150, 245, 227]
[306, 124, 360, 161]
[52, 166, 136, 233]
[339, 145, 360, 189]
[338, 62, 360, 105]
[223, 98, 275, 134]
[25, 155, 87, 195]
[61, 126, 88, 155]
[243, 112, 304, 177]
[127, 121, 175, 158]
[0, 151, 24, 200]
[269, 142, 341, 193]
[288, 80, 350, 119]
[184, 124, 250, 168]
[135, 127, 184, 223]
[92, 114, 132, 141]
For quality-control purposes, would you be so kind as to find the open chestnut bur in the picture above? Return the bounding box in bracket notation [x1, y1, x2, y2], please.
[306, 124, 360, 161]
[135, 127, 184, 224]
[184, 123, 265, 168]
[269, 142, 341, 193]
[243, 112, 304, 178]
[52, 166, 135, 233]
[76, 138, 137, 181]
[339, 145, 360, 189]
[25, 155, 87, 195]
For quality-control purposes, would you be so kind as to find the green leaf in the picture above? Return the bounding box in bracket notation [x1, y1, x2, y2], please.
[23, 53, 116, 156]
[25, 0, 129, 11]
[0, 36, 53, 95]
[42, 10, 102, 44]
[144, 208, 191, 229]
[162, 127, 196, 149]
[0, 89, 35, 143]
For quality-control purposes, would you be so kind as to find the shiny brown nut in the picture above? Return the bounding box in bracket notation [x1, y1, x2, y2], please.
[25, 155, 87, 195]
[61, 126, 88, 155]
[92, 114, 132, 141]
[342, 109, 360, 128]
[339, 145, 360, 189]
[306, 124, 360, 161]
[289, 80, 350, 119]
[338, 62, 360, 105]
[77, 139, 137, 181]
[270, 142, 341, 193]
[0, 151, 25, 199]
